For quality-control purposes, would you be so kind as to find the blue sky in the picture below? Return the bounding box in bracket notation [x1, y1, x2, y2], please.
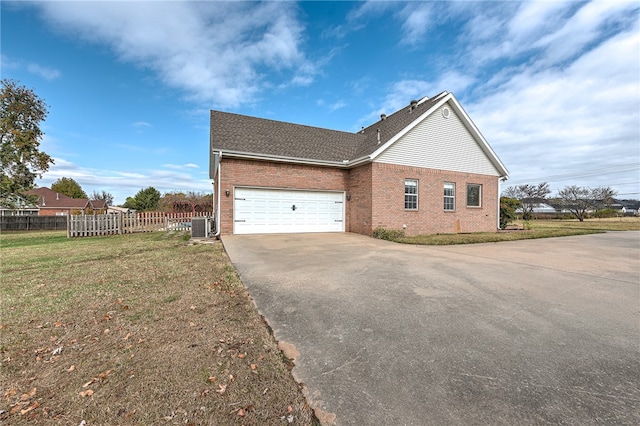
[2, 0, 639, 204]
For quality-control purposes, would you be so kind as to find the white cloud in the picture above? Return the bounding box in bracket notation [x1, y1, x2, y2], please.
[398, 3, 433, 46]
[26, 63, 61, 80]
[35, 1, 311, 108]
[0, 55, 61, 80]
[38, 157, 211, 205]
[163, 163, 199, 170]
[132, 121, 152, 128]
[328, 100, 347, 112]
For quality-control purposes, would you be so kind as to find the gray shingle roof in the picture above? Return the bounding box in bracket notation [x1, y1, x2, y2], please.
[210, 93, 445, 163]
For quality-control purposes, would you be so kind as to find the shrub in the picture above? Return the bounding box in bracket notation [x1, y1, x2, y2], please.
[500, 197, 520, 228]
[594, 209, 618, 218]
[372, 227, 405, 241]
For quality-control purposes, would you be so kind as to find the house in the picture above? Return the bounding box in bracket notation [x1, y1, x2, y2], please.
[107, 205, 135, 214]
[609, 199, 640, 216]
[0, 194, 40, 217]
[26, 187, 107, 216]
[209, 91, 509, 236]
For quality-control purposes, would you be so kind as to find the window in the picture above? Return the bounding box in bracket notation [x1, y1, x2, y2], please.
[467, 184, 482, 207]
[444, 183, 455, 211]
[405, 179, 418, 210]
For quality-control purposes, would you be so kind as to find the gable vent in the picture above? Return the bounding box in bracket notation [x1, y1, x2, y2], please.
[380, 114, 386, 121]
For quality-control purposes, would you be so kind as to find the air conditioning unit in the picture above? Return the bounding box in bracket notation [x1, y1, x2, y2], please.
[191, 216, 212, 238]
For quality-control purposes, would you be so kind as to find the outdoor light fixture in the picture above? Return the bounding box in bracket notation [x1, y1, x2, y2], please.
[346, 194, 351, 201]
[225, 189, 230, 197]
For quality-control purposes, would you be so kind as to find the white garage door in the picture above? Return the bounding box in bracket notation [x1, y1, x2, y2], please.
[234, 188, 345, 234]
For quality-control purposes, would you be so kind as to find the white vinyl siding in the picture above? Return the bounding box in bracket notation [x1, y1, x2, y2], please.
[374, 103, 501, 176]
[234, 188, 344, 234]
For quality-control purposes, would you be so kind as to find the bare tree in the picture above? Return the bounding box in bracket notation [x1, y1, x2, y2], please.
[91, 190, 114, 206]
[502, 182, 551, 220]
[556, 185, 617, 221]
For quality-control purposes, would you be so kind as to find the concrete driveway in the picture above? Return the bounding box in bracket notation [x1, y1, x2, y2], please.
[222, 232, 640, 425]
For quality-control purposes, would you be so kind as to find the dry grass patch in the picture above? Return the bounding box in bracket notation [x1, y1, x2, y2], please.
[393, 217, 640, 245]
[1, 231, 316, 425]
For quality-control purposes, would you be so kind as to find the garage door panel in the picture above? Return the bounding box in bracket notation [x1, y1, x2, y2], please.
[234, 188, 344, 234]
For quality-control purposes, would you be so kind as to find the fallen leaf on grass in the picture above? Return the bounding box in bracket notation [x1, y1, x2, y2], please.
[10, 403, 23, 415]
[237, 408, 246, 417]
[4, 388, 17, 399]
[123, 332, 131, 340]
[83, 369, 111, 387]
[208, 376, 216, 382]
[79, 390, 94, 397]
[215, 384, 227, 395]
[67, 365, 75, 372]
[20, 401, 39, 415]
[20, 388, 36, 401]
[200, 389, 210, 397]
[237, 353, 246, 359]
[250, 364, 257, 370]
[189, 322, 195, 327]
[54, 321, 63, 327]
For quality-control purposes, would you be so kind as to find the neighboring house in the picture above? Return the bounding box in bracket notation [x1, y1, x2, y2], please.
[26, 187, 107, 215]
[108, 205, 135, 214]
[0, 194, 39, 217]
[210, 91, 509, 236]
[610, 199, 640, 216]
[517, 203, 558, 214]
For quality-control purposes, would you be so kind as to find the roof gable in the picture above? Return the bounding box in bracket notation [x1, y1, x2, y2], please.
[373, 96, 508, 177]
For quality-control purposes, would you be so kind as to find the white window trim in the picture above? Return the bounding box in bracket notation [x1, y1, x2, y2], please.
[405, 179, 418, 211]
[444, 182, 455, 211]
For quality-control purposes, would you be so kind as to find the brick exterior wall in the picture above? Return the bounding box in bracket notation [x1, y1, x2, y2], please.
[346, 163, 372, 236]
[38, 208, 78, 216]
[370, 162, 498, 235]
[217, 158, 499, 236]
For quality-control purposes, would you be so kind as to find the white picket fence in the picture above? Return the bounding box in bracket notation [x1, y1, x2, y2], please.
[67, 212, 210, 238]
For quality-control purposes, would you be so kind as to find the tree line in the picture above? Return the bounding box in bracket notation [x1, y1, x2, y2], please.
[501, 182, 620, 225]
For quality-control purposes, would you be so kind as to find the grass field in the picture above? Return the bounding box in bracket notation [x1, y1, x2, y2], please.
[0, 231, 316, 425]
[395, 217, 640, 245]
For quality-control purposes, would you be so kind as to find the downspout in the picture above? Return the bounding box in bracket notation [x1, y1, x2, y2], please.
[213, 151, 222, 237]
[497, 177, 506, 230]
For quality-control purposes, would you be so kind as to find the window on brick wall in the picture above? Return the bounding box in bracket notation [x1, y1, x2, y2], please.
[467, 184, 482, 207]
[405, 179, 418, 210]
[444, 182, 455, 211]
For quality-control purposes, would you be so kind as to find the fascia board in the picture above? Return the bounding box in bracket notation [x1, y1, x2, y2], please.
[219, 150, 353, 168]
[447, 96, 510, 178]
[369, 93, 452, 160]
